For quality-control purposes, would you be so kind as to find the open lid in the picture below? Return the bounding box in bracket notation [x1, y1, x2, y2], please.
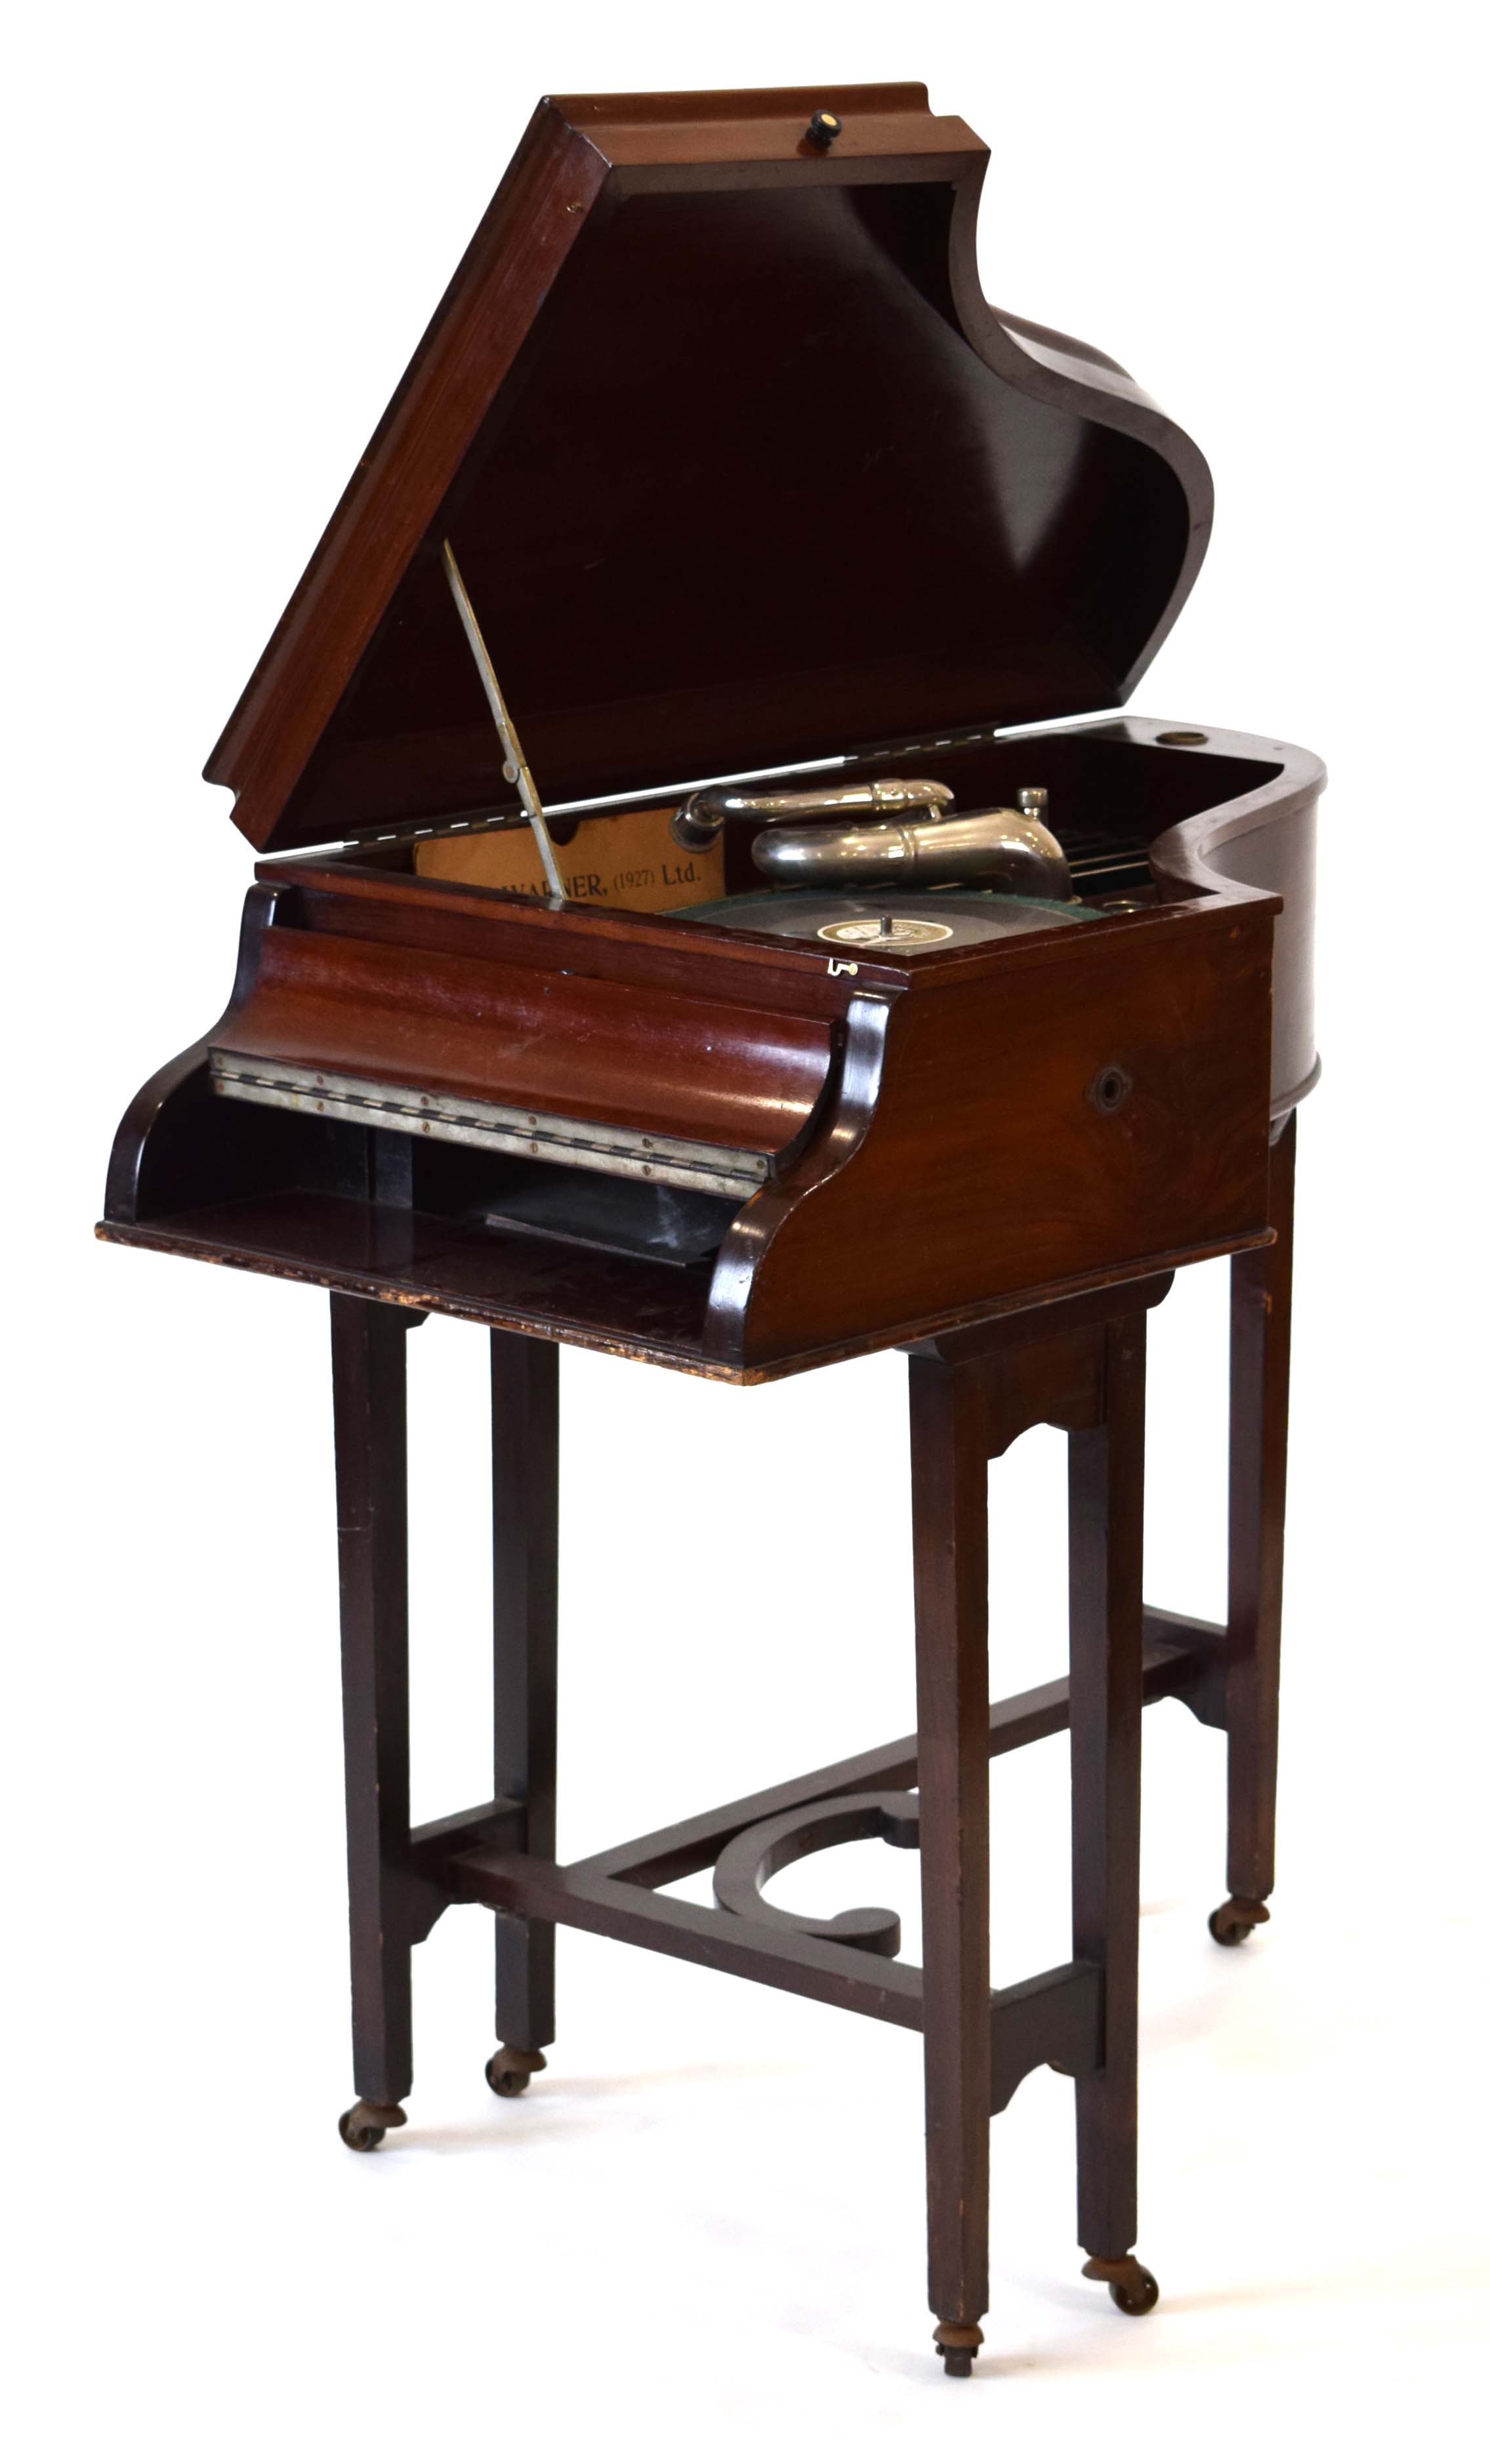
[208, 85, 1212, 853]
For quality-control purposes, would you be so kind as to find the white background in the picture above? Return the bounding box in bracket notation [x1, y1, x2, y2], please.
[7, 3, 1487, 2456]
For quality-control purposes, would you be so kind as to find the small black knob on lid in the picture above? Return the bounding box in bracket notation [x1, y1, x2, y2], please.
[804, 110, 842, 150]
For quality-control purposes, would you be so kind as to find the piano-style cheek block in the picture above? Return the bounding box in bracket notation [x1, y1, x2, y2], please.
[97, 77, 1320, 2376]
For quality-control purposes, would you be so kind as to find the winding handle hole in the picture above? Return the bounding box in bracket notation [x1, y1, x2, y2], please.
[1089, 1064, 1134, 1115]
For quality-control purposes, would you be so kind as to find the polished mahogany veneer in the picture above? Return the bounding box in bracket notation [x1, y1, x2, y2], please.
[98, 81, 1321, 2377]
[103, 709, 1315, 1374]
[102, 85, 1320, 1379]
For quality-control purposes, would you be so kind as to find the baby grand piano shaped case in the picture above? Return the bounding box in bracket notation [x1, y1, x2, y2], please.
[100, 83, 1321, 2375]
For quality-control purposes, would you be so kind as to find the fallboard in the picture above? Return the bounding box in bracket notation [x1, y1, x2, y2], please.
[210, 921, 837, 1198]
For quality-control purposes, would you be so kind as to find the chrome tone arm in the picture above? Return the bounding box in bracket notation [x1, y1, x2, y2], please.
[672, 776, 953, 854]
[751, 796, 1071, 901]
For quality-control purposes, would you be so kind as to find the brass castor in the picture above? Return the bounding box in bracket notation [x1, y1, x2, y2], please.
[485, 2045, 547, 2099]
[1209, 1896, 1271, 1947]
[1083, 2253, 1159, 2315]
[337, 2099, 407, 2152]
[933, 2321, 983, 2377]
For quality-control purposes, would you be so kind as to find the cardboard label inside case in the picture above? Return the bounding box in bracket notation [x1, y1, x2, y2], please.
[414, 804, 724, 911]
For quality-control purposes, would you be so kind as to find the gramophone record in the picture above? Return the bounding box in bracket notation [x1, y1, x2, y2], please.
[677, 890, 1097, 953]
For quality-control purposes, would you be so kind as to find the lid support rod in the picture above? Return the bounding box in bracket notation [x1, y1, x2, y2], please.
[440, 539, 566, 901]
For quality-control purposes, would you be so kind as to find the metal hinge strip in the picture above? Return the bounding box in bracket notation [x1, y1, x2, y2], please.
[208, 1053, 770, 1201]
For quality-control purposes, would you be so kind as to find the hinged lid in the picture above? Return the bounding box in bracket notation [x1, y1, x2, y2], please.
[207, 84, 1212, 852]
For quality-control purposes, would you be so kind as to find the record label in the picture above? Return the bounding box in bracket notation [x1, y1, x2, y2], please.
[817, 915, 955, 950]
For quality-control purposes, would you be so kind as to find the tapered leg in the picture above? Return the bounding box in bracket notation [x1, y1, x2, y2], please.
[330, 1294, 418, 2148]
[909, 1353, 991, 2376]
[1069, 1315, 1154, 2305]
[1212, 1113, 1297, 1946]
[487, 1332, 559, 2096]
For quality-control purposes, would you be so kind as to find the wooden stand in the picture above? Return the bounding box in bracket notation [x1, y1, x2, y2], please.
[325, 1124, 1294, 2366]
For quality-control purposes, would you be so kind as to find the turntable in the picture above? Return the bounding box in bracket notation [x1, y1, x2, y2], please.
[680, 892, 1097, 953]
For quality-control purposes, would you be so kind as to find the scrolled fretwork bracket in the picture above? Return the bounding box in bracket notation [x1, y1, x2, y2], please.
[710, 1780, 1104, 2114]
[713, 1790, 921, 1954]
